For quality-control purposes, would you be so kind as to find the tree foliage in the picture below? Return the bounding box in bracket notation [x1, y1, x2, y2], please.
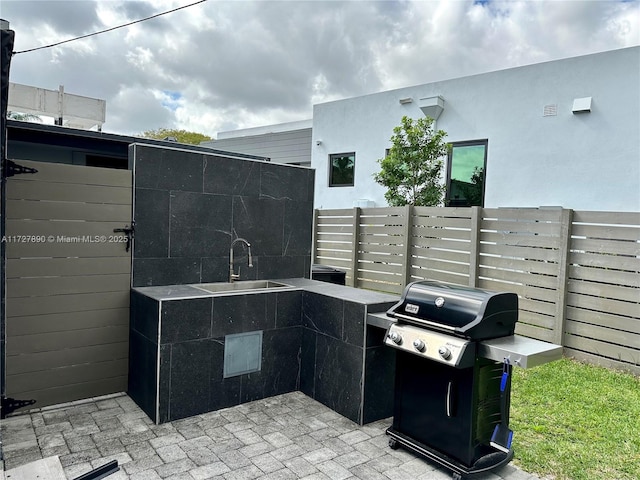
[373, 116, 449, 206]
[7, 111, 42, 122]
[140, 128, 212, 145]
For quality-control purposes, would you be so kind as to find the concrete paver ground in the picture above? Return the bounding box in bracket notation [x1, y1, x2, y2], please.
[1, 391, 540, 480]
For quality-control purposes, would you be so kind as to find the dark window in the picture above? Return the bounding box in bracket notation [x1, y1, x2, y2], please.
[329, 152, 355, 187]
[85, 154, 128, 169]
[446, 140, 487, 207]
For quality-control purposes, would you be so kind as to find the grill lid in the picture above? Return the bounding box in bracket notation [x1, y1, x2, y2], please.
[387, 281, 518, 340]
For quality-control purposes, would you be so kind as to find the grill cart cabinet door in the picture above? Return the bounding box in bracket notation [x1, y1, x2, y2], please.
[391, 350, 505, 468]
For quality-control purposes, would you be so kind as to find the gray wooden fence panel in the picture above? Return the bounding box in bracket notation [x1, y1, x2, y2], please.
[477, 208, 569, 342]
[8, 257, 130, 278]
[13, 181, 131, 204]
[313, 206, 640, 373]
[7, 309, 129, 337]
[564, 210, 640, 372]
[5, 160, 132, 409]
[7, 343, 130, 376]
[410, 207, 474, 286]
[314, 209, 356, 285]
[355, 207, 407, 292]
[7, 292, 129, 317]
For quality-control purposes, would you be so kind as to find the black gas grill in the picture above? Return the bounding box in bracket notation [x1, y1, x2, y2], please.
[384, 281, 519, 479]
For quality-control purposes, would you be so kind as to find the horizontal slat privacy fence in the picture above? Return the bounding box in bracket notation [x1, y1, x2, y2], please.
[565, 211, 640, 371]
[477, 208, 571, 345]
[314, 206, 640, 374]
[5, 160, 132, 408]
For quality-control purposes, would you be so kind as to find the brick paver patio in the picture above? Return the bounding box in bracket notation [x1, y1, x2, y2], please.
[1, 391, 540, 479]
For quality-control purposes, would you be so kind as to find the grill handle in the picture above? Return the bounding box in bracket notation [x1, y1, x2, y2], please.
[446, 381, 456, 417]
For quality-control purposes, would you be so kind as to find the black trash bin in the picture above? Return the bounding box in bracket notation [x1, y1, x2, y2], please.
[311, 264, 346, 285]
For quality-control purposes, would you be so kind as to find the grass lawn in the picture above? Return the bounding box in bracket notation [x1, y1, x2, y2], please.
[510, 357, 640, 480]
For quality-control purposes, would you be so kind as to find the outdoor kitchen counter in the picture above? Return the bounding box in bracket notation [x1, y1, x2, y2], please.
[129, 278, 401, 425]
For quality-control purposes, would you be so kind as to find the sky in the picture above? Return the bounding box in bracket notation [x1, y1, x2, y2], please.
[2, 0, 639, 138]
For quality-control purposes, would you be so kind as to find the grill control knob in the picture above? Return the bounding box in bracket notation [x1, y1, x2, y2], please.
[438, 346, 452, 360]
[413, 339, 426, 352]
[389, 331, 402, 345]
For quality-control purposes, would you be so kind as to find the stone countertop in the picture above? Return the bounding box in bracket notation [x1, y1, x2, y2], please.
[280, 278, 399, 305]
[132, 284, 210, 301]
[132, 277, 400, 306]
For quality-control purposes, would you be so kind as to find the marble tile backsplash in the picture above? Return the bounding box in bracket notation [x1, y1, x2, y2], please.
[130, 144, 315, 287]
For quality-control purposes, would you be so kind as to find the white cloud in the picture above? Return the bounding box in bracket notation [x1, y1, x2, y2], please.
[3, 0, 638, 136]
[107, 85, 175, 134]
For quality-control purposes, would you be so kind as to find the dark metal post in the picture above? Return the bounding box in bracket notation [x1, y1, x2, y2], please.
[1, 19, 15, 415]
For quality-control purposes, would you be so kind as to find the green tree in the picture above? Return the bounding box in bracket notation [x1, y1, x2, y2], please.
[140, 128, 211, 145]
[7, 111, 42, 122]
[374, 116, 449, 206]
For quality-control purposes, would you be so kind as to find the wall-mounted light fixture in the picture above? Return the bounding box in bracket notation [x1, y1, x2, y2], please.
[399, 97, 413, 105]
[418, 95, 445, 120]
[572, 97, 592, 114]
[316, 140, 322, 146]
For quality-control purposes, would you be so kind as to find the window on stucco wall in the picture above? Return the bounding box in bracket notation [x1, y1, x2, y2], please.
[446, 140, 487, 207]
[329, 152, 355, 187]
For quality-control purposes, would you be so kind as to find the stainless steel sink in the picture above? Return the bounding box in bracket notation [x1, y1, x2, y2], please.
[193, 280, 294, 294]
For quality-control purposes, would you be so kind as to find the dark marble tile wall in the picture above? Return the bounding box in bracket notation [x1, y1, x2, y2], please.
[363, 325, 396, 424]
[130, 145, 315, 287]
[156, 291, 303, 423]
[313, 334, 363, 422]
[240, 327, 302, 404]
[128, 291, 160, 421]
[300, 292, 368, 423]
[300, 295, 398, 425]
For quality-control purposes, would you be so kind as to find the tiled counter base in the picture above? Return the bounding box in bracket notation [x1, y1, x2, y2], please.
[0, 391, 541, 480]
[130, 278, 399, 425]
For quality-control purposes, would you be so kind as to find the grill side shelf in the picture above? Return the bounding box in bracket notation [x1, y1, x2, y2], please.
[478, 335, 563, 368]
